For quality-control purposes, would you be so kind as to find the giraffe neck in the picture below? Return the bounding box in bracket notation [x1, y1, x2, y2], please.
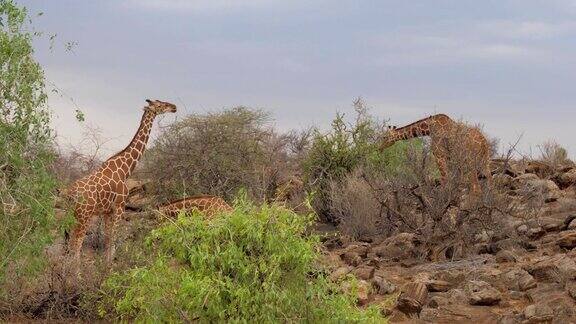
[389, 114, 452, 144]
[392, 121, 432, 142]
[104, 109, 156, 179]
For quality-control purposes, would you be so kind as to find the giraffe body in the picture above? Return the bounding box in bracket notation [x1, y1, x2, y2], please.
[157, 195, 232, 218]
[381, 114, 492, 192]
[65, 99, 176, 262]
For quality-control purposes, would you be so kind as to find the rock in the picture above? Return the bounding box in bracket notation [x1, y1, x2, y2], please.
[555, 168, 576, 189]
[566, 281, 576, 300]
[566, 217, 576, 230]
[515, 176, 561, 202]
[539, 216, 565, 232]
[466, 280, 502, 306]
[516, 224, 529, 235]
[340, 252, 362, 266]
[528, 227, 546, 240]
[556, 230, 576, 249]
[342, 243, 369, 257]
[419, 307, 439, 322]
[396, 282, 428, 315]
[372, 276, 397, 295]
[425, 280, 452, 292]
[329, 266, 352, 282]
[428, 295, 447, 308]
[526, 161, 554, 179]
[523, 304, 553, 323]
[371, 233, 417, 261]
[495, 250, 518, 263]
[352, 265, 375, 280]
[524, 255, 576, 283]
[501, 269, 537, 292]
[512, 173, 539, 189]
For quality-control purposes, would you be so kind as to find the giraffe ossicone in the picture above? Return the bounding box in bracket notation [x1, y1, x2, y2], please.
[64, 99, 176, 263]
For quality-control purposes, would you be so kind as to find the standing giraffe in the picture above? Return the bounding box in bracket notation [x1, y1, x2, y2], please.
[157, 195, 232, 218]
[64, 99, 176, 262]
[380, 114, 492, 192]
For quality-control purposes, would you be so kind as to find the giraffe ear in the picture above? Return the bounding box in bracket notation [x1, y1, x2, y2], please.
[145, 99, 152, 104]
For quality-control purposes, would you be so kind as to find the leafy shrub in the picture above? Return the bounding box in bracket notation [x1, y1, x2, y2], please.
[0, 0, 56, 284]
[97, 201, 380, 322]
[303, 99, 420, 222]
[142, 107, 303, 204]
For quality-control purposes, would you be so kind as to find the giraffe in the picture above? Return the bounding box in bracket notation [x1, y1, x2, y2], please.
[64, 99, 176, 262]
[380, 114, 492, 193]
[157, 195, 233, 218]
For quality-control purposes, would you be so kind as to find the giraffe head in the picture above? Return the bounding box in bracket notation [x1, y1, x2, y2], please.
[380, 126, 401, 149]
[144, 99, 177, 115]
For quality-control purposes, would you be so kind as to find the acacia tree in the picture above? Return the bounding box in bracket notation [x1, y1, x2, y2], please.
[0, 0, 56, 283]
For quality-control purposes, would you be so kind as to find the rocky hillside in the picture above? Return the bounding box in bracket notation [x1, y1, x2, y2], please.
[318, 160, 576, 323]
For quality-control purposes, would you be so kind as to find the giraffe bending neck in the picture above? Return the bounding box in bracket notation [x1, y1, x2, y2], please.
[104, 109, 156, 179]
[388, 114, 451, 143]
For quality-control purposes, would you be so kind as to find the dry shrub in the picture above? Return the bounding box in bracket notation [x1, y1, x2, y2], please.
[51, 125, 108, 186]
[330, 169, 381, 240]
[331, 122, 516, 260]
[141, 107, 307, 205]
[538, 140, 572, 170]
[0, 253, 106, 321]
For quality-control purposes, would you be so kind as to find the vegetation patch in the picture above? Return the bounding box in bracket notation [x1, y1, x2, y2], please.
[98, 201, 381, 322]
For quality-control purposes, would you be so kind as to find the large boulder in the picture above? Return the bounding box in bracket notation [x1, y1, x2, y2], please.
[557, 230, 576, 250]
[396, 282, 428, 315]
[554, 168, 576, 189]
[500, 268, 537, 292]
[523, 303, 554, 323]
[370, 233, 418, 261]
[524, 255, 576, 283]
[465, 280, 502, 306]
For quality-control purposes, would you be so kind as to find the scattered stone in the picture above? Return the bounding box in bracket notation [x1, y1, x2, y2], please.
[352, 265, 375, 280]
[501, 269, 537, 292]
[495, 250, 518, 263]
[539, 216, 565, 232]
[524, 255, 576, 283]
[329, 266, 352, 282]
[516, 224, 529, 235]
[512, 173, 539, 190]
[371, 233, 417, 261]
[396, 282, 428, 315]
[466, 280, 502, 306]
[566, 281, 576, 300]
[340, 252, 362, 266]
[419, 307, 439, 322]
[426, 280, 452, 292]
[556, 168, 576, 189]
[372, 276, 397, 295]
[523, 304, 553, 323]
[566, 217, 576, 230]
[557, 230, 576, 249]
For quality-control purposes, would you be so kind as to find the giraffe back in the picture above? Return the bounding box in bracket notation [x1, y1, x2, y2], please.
[158, 195, 233, 218]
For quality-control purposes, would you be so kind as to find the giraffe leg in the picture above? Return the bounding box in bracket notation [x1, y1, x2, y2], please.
[68, 211, 94, 261]
[437, 158, 448, 185]
[104, 205, 123, 263]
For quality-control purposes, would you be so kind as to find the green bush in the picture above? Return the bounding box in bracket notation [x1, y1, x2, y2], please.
[142, 107, 298, 203]
[303, 99, 420, 222]
[0, 0, 56, 284]
[97, 201, 381, 322]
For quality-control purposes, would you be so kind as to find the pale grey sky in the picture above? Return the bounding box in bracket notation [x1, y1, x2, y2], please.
[19, 0, 576, 157]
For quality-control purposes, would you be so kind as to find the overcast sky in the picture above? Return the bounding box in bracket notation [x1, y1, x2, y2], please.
[19, 0, 576, 157]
